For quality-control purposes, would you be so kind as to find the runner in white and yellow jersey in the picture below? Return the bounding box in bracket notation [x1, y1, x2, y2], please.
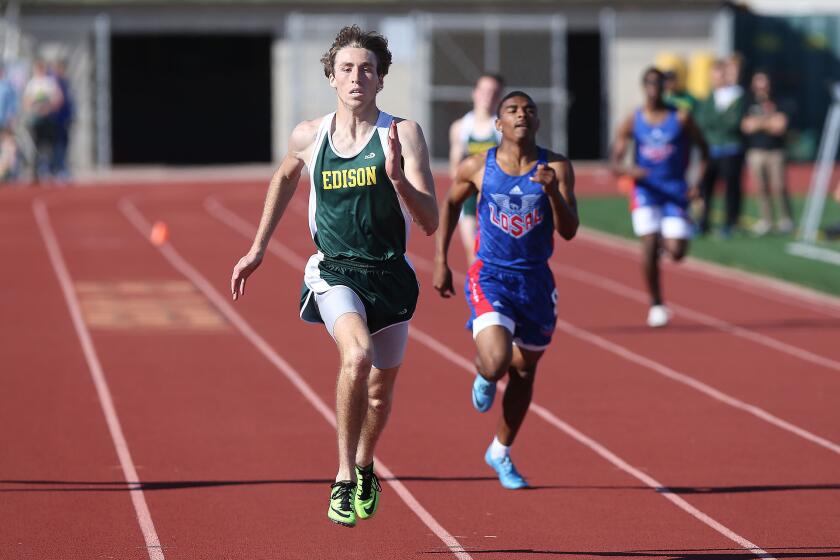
[448, 74, 504, 265]
[230, 25, 437, 528]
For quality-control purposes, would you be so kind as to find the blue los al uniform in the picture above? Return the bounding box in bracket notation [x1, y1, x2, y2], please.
[631, 108, 690, 216]
[465, 147, 557, 351]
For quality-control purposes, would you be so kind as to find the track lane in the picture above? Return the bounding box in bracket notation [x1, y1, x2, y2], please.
[43, 191, 460, 560]
[0, 196, 155, 560]
[570, 232, 840, 361]
[21, 180, 840, 552]
[404, 230, 840, 552]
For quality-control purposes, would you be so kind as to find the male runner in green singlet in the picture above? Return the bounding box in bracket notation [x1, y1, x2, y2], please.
[448, 74, 504, 265]
[230, 25, 437, 528]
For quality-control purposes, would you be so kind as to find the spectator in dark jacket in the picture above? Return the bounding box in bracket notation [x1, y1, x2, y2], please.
[742, 70, 793, 235]
[50, 59, 73, 182]
[23, 60, 62, 183]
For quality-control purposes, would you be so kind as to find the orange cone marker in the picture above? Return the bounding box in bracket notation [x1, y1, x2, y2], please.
[150, 221, 169, 246]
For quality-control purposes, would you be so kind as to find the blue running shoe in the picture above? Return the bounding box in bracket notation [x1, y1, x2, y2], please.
[484, 445, 529, 489]
[471, 374, 497, 412]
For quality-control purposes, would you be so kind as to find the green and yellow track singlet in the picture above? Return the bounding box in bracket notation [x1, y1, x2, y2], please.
[308, 111, 410, 262]
[299, 111, 419, 334]
[459, 111, 501, 217]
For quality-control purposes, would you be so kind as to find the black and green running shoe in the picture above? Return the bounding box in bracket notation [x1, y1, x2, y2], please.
[328, 481, 357, 527]
[354, 463, 381, 520]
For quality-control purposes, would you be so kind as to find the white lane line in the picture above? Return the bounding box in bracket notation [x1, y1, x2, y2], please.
[405, 250, 840, 457]
[551, 263, 840, 374]
[124, 197, 472, 560]
[32, 200, 165, 560]
[407, 328, 776, 560]
[577, 226, 840, 318]
[207, 195, 775, 559]
[554, 318, 840, 456]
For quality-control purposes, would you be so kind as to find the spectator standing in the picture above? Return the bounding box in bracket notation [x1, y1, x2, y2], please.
[824, 181, 840, 240]
[0, 64, 20, 184]
[0, 128, 20, 182]
[50, 59, 73, 182]
[0, 64, 18, 130]
[22, 60, 62, 183]
[448, 73, 504, 265]
[663, 70, 697, 113]
[742, 70, 793, 235]
[694, 58, 747, 237]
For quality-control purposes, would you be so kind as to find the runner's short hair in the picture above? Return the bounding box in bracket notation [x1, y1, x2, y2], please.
[642, 66, 665, 85]
[321, 25, 393, 79]
[496, 90, 536, 117]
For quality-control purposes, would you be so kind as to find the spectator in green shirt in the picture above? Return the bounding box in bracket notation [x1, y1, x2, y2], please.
[694, 57, 747, 237]
[663, 70, 697, 113]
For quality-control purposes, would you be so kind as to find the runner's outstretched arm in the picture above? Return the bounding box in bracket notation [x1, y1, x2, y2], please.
[231, 120, 315, 300]
[433, 154, 484, 297]
[609, 113, 648, 180]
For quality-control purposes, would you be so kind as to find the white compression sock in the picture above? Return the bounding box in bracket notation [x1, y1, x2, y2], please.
[489, 436, 510, 460]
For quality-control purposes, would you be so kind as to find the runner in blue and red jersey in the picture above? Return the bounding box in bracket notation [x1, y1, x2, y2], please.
[434, 91, 578, 489]
[610, 67, 708, 328]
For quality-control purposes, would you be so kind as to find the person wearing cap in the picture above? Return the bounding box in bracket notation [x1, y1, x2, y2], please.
[663, 70, 697, 113]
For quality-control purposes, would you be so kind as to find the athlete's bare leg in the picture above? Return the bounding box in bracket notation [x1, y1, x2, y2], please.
[496, 345, 543, 446]
[355, 365, 399, 467]
[643, 234, 688, 305]
[333, 313, 374, 482]
[641, 233, 663, 305]
[474, 325, 513, 382]
[662, 237, 688, 262]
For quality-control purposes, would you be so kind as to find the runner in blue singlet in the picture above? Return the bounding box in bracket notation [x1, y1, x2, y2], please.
[610, 67, 708, 328]
[434, 91, 578, 489]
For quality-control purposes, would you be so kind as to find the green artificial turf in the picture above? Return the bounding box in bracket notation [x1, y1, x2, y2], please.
[577, 195, 840, 297]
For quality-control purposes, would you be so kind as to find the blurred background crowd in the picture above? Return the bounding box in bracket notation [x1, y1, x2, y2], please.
[1, 0, 839, 248]
[0, 56, 73, 185]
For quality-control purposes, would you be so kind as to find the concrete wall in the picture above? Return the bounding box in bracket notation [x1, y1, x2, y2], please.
[15, 4, 723, 172]
[606, 9, 721, 140]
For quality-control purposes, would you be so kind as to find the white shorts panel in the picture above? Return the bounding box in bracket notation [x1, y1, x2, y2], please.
[472, 311, 515, 339]
[631, 206, 662, 237]
[303, 252, 332, 293]
[661, 216, 693, 239]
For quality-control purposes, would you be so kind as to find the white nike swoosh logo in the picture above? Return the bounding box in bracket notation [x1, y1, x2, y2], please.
[364, 152, 376, 159]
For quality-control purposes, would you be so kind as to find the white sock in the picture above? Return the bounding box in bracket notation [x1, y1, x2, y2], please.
[489, 436, 509, 460]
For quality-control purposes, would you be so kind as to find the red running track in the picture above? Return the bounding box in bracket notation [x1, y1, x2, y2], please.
[1, 179, 838, 560]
